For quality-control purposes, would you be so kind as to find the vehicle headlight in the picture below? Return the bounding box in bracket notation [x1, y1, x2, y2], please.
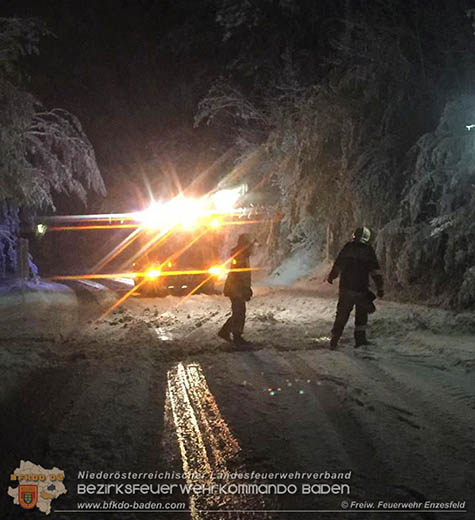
[146, 268, 161, 280]
[208, 266, 224, 277]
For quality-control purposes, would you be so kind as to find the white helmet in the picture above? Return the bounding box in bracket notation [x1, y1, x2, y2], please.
[353, 226, 371, 243]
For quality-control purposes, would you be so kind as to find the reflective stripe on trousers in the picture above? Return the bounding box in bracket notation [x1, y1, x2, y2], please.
[331, 290, 369, 339]
[221, 298, 246, 336]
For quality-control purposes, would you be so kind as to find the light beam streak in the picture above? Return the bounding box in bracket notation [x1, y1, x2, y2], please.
[50, 267, 259, 282]
[39, 212, 138, 223]
[49, 224, 138, 231]
[125, 228, 174, 269]
[92, 228, 143, 274]
[176, 276, 214, 308]
[51, 273, 139, 280]
[98, 279, 146, 321]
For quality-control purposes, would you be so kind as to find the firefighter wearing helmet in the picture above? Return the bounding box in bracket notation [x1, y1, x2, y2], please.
[218, 233, 254, 346]
[327, 226, 384, 349]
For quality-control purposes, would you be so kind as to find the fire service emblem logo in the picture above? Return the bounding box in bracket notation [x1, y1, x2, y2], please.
[8, 460, 67, 515]
[19, 485, 38, 510]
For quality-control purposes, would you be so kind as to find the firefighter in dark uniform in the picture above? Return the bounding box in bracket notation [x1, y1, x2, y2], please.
[327, 226, 384, 349]
[218, 234, 253, 345]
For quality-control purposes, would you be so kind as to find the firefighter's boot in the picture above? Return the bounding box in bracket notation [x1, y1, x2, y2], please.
[233, 334, 251, 346]
[354, 330, 372, 348]
[330, 326, 343, 349]
[218, 327, 232, 342]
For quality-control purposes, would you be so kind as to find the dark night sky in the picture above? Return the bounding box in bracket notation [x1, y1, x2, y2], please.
[4, 0, 471, 217]
[3, 0, 349, 216]
[3, 0, 232, 273]
[3, 0, 225, 213]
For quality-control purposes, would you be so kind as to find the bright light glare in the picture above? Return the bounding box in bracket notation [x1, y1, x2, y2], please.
[146, 268, 161, 280]
[208, 266, 225, 277]
[139, 186, 248, 231]
[35, 223, 48, 236]
[140, 197, 206, 231]
[140, 203, 164, 230]
[211, 186, 245, 213]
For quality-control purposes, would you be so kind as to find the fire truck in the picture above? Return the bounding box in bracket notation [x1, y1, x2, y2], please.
[36, 185, 262, 296]
[131, 213, 223, 295]
[129, 189, 257, 296]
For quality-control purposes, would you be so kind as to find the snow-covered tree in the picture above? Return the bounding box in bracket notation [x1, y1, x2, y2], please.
[0, 18, 105, 210]
[195, 1, 475, 307]
[0, 18, 105, 276]
[378, 96, 475, 307]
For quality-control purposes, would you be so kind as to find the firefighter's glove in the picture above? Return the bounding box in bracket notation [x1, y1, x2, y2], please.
[377, 289, 384, 298]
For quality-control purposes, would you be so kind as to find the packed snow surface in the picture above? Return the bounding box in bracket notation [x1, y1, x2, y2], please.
[0, 279, 473, 518]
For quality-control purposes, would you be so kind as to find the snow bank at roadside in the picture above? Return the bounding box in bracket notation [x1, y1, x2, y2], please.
[0, 278, 72, 296]
[264, 246, 320, 286]
[0, 281, 78, 339]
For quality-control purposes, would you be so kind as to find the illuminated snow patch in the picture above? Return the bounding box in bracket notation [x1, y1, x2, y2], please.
[154, 328, 173, 341]
[166, 362, 272, 519]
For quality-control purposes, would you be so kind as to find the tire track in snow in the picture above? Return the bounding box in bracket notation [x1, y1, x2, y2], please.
[166, 361, 273, 520]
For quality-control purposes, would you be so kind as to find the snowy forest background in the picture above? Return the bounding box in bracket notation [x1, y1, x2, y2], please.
[2, 0, 475, 308]
[0, 18, 105, 277]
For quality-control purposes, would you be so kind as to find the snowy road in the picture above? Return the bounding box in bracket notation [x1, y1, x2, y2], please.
[0, 286, 474, 519]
